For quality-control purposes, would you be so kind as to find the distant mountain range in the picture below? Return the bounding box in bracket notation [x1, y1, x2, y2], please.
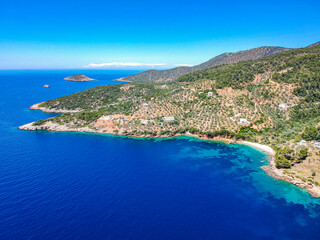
[116, 46, 288, 82]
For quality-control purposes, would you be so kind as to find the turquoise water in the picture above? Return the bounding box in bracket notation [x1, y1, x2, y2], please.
[1, 70, 320, 239]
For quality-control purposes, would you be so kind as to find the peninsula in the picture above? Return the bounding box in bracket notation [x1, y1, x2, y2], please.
[20, 42, 320, 198]
[64, 74, 95, 81]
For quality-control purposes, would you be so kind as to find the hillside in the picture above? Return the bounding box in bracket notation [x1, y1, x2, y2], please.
[116, 46, 287, 82]
[306, 41, 320, 48]
[20, 43, 320, 197]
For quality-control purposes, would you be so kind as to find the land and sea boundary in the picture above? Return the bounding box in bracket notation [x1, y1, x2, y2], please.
[19, 114, 320, 198]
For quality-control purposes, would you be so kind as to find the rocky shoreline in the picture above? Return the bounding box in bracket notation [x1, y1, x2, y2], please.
[18, 113, 320, 199]
[261, 159, 320, 198]
[242, 141, 320, 198]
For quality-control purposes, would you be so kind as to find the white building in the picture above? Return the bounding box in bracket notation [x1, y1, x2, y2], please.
[279, 104, 287, 110]
[314, 142, 320, 149]
[163, 116, 175, 122]
[207, 92, 214, 97]
[297, 140, 308, 147]
[141, 120, 149, 125]
[101, 116, 114, 121]
[142, 103, 150, 108]
[239, 118, 250, 124]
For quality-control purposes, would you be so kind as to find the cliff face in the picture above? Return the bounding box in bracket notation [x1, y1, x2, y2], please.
[117, 46, 288, 83]
[64, 74, 95, 81]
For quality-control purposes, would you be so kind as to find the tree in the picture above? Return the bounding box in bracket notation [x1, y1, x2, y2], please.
[297, 147, 308, 161]
[275, 155, 291, 169]
[302, 127, 319, 141]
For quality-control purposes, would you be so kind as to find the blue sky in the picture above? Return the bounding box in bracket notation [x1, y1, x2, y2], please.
[0, 0, 319, 70]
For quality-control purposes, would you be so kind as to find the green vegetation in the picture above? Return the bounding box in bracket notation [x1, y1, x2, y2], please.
[33, 119, 50, 126]
[275, 147, 309, 168]
[40, 82, 176, 112]
[297, 148, 308, 162]
[301, 126, 320, 141]
[275, 147, 294, 168]
[29, 44, 320, 173]
[177, 44, 320, 103]
[178, 61, 260, 88]
[119, 46, 286, 83]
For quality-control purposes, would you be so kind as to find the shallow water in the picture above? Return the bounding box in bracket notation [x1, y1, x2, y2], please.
[1, 70, 320, 240]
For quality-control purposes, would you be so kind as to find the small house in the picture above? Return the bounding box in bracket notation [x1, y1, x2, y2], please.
[141, 120, 149, 125]
[279, 104, 287, 110]
[101, 116, 114, 121]
[142, 103, 150, 108]
[239, 118, 250, 124]
[314, 142, 320, 149]
[163, 117, 175, 122]
[297, 140, 308, 147]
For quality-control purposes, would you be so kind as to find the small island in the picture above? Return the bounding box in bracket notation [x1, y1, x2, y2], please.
[64, 74, 95, 81]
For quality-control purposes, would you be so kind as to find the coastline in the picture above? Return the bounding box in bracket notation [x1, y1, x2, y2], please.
[240, 141, 320, 198]
[18, 116, 320, 199]
[29, 103, 80, 113]
[114, 77, 132, 82]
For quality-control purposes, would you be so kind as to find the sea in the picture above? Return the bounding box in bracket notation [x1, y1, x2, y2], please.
[1, 70, 320, 240]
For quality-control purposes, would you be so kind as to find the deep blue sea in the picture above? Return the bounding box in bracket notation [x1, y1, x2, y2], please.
[1, 70, 320, 240]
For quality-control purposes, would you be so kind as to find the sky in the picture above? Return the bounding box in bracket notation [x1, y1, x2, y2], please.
[0, 0, 320, 70]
